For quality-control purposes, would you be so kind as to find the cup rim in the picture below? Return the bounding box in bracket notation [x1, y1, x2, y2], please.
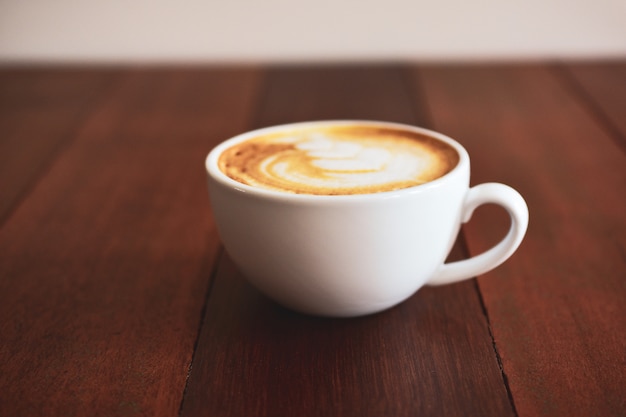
[205, 120, 469, 201]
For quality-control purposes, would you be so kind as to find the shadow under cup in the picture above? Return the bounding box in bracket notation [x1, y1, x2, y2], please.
[205, 120, 528, 317]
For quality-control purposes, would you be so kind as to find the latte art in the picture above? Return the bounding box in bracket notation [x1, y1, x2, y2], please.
[218, 125, 459, 195]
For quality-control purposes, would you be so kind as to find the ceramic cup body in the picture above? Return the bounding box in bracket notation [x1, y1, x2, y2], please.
[206, 121, 528, 317]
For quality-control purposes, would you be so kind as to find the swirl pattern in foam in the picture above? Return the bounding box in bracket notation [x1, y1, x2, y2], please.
[218, 125, 459, 195]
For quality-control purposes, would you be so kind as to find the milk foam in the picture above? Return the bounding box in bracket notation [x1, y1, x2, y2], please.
[218, 126, 459, 195]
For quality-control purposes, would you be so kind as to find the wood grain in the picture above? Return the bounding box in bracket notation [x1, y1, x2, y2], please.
[2, 63, 623, 417]
[180, 65, 515, 417]
[252, 65, 429, 127]
[0, 68, 116, 225]
[415, 64, 626, 417]
[0, 68, 262, 416]
[561, 61, 626, 146]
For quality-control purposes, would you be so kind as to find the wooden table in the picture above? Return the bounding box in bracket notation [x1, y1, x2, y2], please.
[0, 63, 624, 417]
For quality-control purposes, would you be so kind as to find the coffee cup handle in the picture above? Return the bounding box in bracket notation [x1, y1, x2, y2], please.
[428, 183, 529, 286]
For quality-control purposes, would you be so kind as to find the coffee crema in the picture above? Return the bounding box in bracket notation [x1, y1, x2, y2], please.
[218, 125, 459, 195]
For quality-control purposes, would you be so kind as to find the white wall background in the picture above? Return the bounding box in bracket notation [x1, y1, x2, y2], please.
[1, 0, 625, 63]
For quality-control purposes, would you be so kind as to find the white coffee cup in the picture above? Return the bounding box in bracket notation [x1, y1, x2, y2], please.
[205, 121, 528, 317]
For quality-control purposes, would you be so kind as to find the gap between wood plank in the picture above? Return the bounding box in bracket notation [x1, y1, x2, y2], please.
[179, 65, 516, 416]
[177, 68, 269, 416]
[0, 67, 265, 417]
[551, 64, 626, 154]
[178, 245, 224, 417]
[246, 67, 276, 130]
[472, 277, 520, 417]
[416, 63, 626, 416]
[0, 71, 119, 228]
[406, 65, 520, 417]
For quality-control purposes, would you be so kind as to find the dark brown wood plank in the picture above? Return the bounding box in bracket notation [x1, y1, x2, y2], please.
[252, 65, 429, 127]
[181, 65, 515, 417]
[561, 61, 626, 146]
[0, 68, 116, 224]
[416, 64, 626, 417]
[0, 68, 262, 416]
